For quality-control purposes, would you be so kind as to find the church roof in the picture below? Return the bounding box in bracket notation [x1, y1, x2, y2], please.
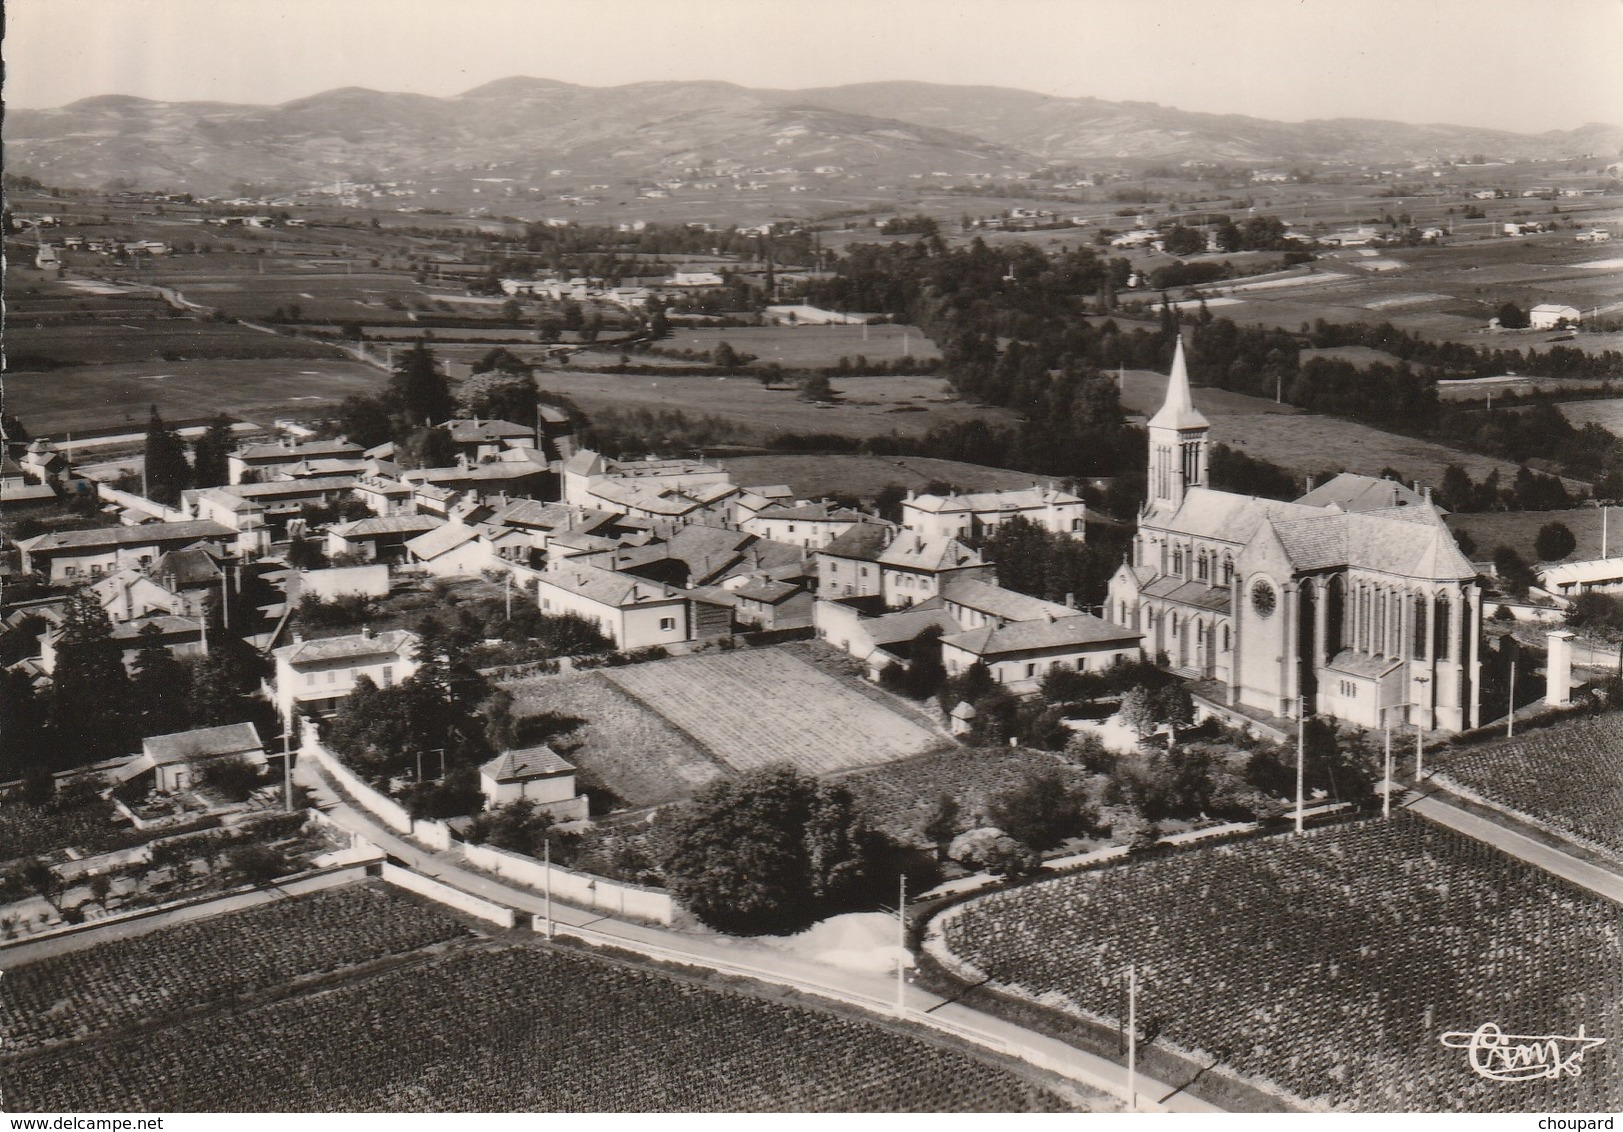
[1146, 336, 1210, 432]
[1158, 486, 1325, 544]
[1269, 507, 1476, 580]
[1295, 473, 1442, 516]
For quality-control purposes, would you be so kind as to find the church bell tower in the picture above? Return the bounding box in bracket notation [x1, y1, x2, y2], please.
[1146, 335, 1210, 512]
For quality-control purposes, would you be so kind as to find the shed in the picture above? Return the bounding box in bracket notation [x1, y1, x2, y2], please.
[479, 745, 588, 820]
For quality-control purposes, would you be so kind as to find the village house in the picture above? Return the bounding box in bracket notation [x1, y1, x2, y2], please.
[738, 503, 869, 550]
[229, 437, 363, 484]
[270, 628, 420, 727]
[879, 534, 994, 608]
[901, 485, 1086, 543]
[112, 722, 267, 794]
[17, 520, 236, 582]
[478, 745, 589, 820]
[939, 613, 1140, 693]
[88, 567, 196, 623]
[815, 521, 897, 599]
[1529, 304, 1581, 330]
[533, 565, 730, 648]
[405, 521, 501, 578]
[352, 475, 417, 516]
[436, 418, 537, 463]
[41, 614, 207, 676]
[325, 514, 447, 564]
[1538, 558, 1623, 601]
[401, 452, 552, 501]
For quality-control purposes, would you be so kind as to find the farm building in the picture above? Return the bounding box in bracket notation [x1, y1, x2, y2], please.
[1529, 304, 1581, 330]
[229, 437, 363, 484]
[1107, 337, 1484, 733]
[535, 566, 714, 649]
[478, 745, 588, 819]
[270, 628, 420, 727]
[1537, 558, 1623, 600]
[112, 722, 266, 794]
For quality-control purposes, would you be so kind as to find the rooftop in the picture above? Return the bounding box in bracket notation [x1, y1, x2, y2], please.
[142, 722, 262, 766]
[19, 519, 234, 553]
[274, 628, 419, 665]
[481, 744, 575, 782]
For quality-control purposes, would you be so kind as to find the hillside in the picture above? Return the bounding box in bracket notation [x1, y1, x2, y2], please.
[7, 77, 1619, 196]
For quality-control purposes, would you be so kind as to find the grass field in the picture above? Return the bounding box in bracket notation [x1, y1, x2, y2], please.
[656, 324, 941, 366]
[602, 649, 948, 777]
[1119, 368, 1550, 487]
[718, 453, 1062, 499]
[1432, 715, 1623, 863]
[4, 357, 388, 435]
[0, 880, 1072, 1112]
[1559, 398, 1623, 437]
[536, 371, 1016, 442]
[6, 319, 346, 367]
[937, 815, 1623, 1112]
[502, 670, 725, 808]
[1444, 507, 1610, 564]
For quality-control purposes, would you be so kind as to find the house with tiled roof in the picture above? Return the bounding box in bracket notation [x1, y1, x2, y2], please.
[533, 565, 698, 649]
[17, 520, 235, 582]
[879, 534, 994, 608]
[478, 745, 587, 819]
[738, 502, 868, 550]
[940, 612, 1140, 693]
[405, 521, 497, 578]
[325, 514, 447, 563]
[1107, 337, 1483, 732]
[113, 722, 266, 793]
[815, 520, 896, 599]
[230, 437, 362, 484]
[436, 417, 537, 463]
[270, 628, 420, 726]
[902, 484, 1086, 543]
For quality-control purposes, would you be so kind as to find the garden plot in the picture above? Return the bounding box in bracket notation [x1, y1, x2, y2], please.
[602, 649, 946, 776]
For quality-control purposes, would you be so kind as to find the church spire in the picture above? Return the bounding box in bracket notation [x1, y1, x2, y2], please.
[1147, 335, 1209, 431]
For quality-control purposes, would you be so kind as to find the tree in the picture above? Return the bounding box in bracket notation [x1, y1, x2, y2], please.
[1118, 684, 1159, 739]
[199, 755, 264, 802]
[142, 405, 191, 505]
[459, 369, 538, 424]
[988, 769, 1097, 851]
[1495, 302, 1529, 329]
[46, 589, 132, 765]
[131, 622, 193, 738]
[1492, 545, 1536, 596]
[1534, 521, 1577, 562]
[660, 766, 886, 935]
[713, 340, 741, 368]
[190, 414, 235, 489]
[388, 342, 453, 428]
[1567, 592, 1623, 641]
[921, 793, 961, 856]
[800, 372, 836, 402]
[1153, 683, 1196, 745]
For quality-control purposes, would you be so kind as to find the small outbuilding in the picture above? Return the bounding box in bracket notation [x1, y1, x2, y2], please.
[114, 722, 266, 793]
[478, 745, 589, 820]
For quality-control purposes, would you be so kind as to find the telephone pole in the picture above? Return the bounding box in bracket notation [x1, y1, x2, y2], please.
[1126, 963, 1138, 1113]
[1295, 696, 1306, 834]
[895, 874, 908, 1017]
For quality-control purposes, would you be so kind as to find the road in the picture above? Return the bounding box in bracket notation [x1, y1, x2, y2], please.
[1407, 791, 1623, 905]
[293, 758, 1221, 1113]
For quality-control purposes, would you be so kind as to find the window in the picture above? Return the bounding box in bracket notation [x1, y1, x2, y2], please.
[1197, 552, 1210, 582]
[382, 666, 394, 686]
[1026, 663, 1037, 678]
[1072, 518, 1083, 531]
[659, 617, 676, 632]
[1223, 555, 1234, 585]
[91, 564, 104, 577]
[306, 672, 316, 687]
[542, 598, 552, 611]
[1222, 624, 1231, 651]
[327, 670, 337, 684]
[1173, 546, 1184, 575]
[860, 567, 869, 578]
[64, 566, 79, 578]
[787, 525, 796, 533]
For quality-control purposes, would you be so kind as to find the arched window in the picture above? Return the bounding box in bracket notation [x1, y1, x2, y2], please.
[1413, 593, 1429, 659]
[1222, 555, 1234, 585]
[1197, 551, 1210, 582]
[1173, 546, 1184, 576]
[1170, 612, 1179, 635]
[1222, 624, 1231, 651]
[1434, 596, 1452, 661]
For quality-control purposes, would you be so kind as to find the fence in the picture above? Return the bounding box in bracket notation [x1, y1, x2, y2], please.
[461, 840, 674, 925]
[380, 863, 515, 928]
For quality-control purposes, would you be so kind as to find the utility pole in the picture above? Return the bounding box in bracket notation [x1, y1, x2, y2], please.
[1507, 660, 1517, 738]
[1383, 719, 1392, 819]
[1126, 963, 1138, 1113]
[282, 726, 294, 812]
[1295, 695, 1306, 834]
[505, 571, 513, 623]
[895, 874, 908, 1017]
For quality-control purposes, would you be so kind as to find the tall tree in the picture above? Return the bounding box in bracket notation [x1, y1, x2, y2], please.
[143, 405, 191, 506]
[189, 414, 235, 489]
[388, 342, 453, 428]
[130, 622, 193, 738]
[46, 589, 133, 764]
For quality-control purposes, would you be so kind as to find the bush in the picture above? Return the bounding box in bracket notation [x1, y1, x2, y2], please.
[987, 769, 1098, 851]
[199, 756, 265, 803]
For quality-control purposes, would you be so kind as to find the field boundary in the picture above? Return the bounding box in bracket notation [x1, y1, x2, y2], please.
[592, 668, 734, 775]
[380, 862, 516, 928]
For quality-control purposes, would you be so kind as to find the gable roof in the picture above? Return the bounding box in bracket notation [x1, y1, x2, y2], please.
[328, 514, 446, 539]
[19, 519, 234, 553]
[907, 485, 1081, 514]
[819, 520, 896, 562]
[439, 418, 535, 442]
[944, 613, 1140, 656]
[1295, 472, 1439, 515]
[1266, 506, 1476, 580]
[235, 438, 362, 461]
[142, 722, 262, 766]
[538, 564, 686, 607]
[940, 578, 1074, 623]
[480, 744, 575, 782]
[878, 534, 984, 572]
[406, 522, 484, 561]
[274, 629, 419, 666]
[1158, 486, 1327, 545]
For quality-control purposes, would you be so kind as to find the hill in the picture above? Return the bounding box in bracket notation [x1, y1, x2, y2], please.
[7, 77, 1619, 196]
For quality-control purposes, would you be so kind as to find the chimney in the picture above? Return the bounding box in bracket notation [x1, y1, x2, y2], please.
[1065, 592, 1075, 609]
[361, 625, 375, 639]
[1305, 474, 1315, 493]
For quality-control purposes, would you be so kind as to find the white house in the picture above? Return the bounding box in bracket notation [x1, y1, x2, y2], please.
[405, 522, 499, 578]
[901, 486, 1085, 543]
[1529, 304, 1581, 330]
[1538, 558, 1623, 600]
[940, 614, 1141, 693]
[534, 566, 691, 650]
[738, 503, 869, 550]
[17, 520, 236, 583]
[478, 745, 588, 820]
[112, 722, 267, 794]
[271, 628, 420, 727]
[878, 535, 994, 608]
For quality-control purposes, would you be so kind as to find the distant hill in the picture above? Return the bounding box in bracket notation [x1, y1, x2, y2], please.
[6, 77, 1619, 196]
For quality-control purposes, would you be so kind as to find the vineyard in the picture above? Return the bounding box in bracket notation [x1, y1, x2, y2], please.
[0, 883, 469, 1055]
[603, 649, 946, 776]
[4, 944, 1071, 1112]
[0, 791, 130, 865]
[1432, 714, 1623, 863]
[938, 815, 1623, 1112]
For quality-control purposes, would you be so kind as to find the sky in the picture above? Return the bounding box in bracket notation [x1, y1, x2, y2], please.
[6, 0, 1622, 134]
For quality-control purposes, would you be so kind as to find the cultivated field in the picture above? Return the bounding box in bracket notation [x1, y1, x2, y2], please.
[0, 884, 470, 1055]
[1432, 715, 1623, 863]
[502, 670, 725, 807]
[938, 815, 1623, 1112]
[2, 943, 1072, 1112]
[602, 649, 947, 776]
[4, 357, 388, 436]
[719, 453, 1061, 499]
[1119, 368, 1547, 487]
[535, 371, 1016, 442]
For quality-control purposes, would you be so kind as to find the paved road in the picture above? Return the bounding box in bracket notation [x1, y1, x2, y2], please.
[1408, 792, 1623, 905]
[294, 759, 1221, 1113]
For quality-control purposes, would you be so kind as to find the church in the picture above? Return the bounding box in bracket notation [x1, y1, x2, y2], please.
[1107, 338, 1483, 733]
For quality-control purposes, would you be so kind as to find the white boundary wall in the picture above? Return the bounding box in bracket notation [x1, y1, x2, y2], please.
[380, 863, 516, 928]
[302, 739, 413, 834]
[462, 840, 674, 925]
